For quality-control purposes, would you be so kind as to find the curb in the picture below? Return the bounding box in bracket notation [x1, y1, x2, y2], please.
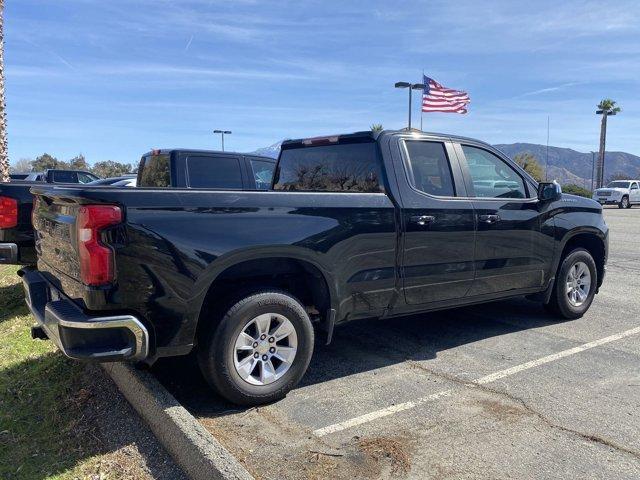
[102, 363, 254, 480]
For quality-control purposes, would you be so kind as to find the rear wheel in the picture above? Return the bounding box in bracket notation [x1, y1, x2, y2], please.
[198, 290, 314, 406]
[544, 248, 597, 319]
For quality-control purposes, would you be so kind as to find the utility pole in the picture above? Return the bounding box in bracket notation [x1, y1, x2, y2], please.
[591, 151, 595, 192]
[213, 130, 232, 152]
[395, 81, 425, 130]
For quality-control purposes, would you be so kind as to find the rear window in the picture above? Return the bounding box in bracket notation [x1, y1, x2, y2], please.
[138, 154, 171, 187]
[274, 142, 384, 192]
[186, 155, 243, 189]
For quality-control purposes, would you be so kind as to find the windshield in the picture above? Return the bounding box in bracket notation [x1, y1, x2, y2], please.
[606, 181, 630, 188]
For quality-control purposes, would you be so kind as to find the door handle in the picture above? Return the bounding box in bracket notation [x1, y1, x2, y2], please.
[410, 215, 436, 226]
[478, 214, 501, 224]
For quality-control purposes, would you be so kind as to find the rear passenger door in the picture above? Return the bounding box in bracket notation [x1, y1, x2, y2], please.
[396, 136, 476, 305]
[454, 143, 553, 296]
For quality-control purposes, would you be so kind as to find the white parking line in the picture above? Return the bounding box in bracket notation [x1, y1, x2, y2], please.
[313, 326, 640, 437]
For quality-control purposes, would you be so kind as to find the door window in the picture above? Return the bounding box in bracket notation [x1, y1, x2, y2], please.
[403, 141, 456, 197]
[250, 159, 275, 190]
[631, 182, 638, 190]
[462, 145, 527, 199]
[77, 172, 97, 184]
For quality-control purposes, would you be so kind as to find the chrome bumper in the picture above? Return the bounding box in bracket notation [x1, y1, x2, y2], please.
[0, 243, 18, 264]
[20, 267, 149, 362]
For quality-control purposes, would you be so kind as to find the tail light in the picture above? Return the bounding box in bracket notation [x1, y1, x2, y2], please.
[0, 196, 18, 229]
[77, 205, 122, 286]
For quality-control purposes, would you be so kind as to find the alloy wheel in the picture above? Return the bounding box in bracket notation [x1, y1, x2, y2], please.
[565, 261, 591, 307]
[233, 313, 298, 386]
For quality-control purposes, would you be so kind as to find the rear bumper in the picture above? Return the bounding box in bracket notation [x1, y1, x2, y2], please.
[0, 243, 18, 264]
[20, 267, 149, 362]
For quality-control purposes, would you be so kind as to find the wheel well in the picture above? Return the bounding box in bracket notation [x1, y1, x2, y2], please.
[195, 258, 331, 345]
[560, 233, 606, 285]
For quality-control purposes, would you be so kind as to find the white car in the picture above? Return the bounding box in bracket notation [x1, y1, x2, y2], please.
[593, 180, 640, 208]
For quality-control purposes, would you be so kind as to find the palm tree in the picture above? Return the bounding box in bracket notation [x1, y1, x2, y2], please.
[370, 124, 383, 132]
[595, 99, 621, 188]
[0, 0, 8, 183]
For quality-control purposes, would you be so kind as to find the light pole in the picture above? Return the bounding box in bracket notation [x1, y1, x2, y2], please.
[213, 130, 232, 152]
[395, 81, 425, 130]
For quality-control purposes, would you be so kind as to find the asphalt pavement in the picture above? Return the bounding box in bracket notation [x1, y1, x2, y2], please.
[155, 207, 640, 479]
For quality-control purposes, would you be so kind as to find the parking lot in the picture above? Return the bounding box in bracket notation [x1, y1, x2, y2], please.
[154, 207, 640, 479]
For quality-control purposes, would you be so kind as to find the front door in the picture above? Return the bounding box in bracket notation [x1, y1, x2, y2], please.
[630, 182, 640, 204]
[454, 143, 554, 296]
[398, 138, 476, 305]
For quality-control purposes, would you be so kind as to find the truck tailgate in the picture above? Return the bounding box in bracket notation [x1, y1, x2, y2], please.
[32, 192, 82, 280]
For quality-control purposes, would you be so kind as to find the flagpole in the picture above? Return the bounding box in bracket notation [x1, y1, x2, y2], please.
[420, 70, 424, 131]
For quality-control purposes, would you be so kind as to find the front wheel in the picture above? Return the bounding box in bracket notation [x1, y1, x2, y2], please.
[544, 248, 597, 319]
[619, 196, 630, 209]
[198, 291, 314, 406]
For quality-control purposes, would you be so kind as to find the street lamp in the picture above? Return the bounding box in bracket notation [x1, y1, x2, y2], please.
[395, 82, 425, 129]
[213, 130, 232, 152]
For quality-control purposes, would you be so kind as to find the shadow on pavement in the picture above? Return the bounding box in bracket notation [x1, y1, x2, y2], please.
[153, 297, 565, 416]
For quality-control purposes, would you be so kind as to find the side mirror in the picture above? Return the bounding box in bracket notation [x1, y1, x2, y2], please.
[537, 181, 562, 202]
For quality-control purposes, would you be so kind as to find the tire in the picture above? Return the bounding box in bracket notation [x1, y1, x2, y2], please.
[619, 196, 629, 209]
[198, 290, 314, 406]
[544, 248, 597, 319]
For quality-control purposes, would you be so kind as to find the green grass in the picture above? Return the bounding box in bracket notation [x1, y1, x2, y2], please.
[0, 265, 130, 479]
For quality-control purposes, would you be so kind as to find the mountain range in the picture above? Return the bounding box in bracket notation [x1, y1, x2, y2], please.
[251, 141, 640, 187]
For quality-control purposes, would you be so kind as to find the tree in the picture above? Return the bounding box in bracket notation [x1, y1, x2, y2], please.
[91, 160, 133, 178]
[10, 158, 32, 173]
[595, 99, 621, 189]
[370, 124, 383, 132]
[606, 172, 628, 183]
[513, 152, 544, 182]
[562, 184, 592, 198]
[68, 153, 88, 171]
[31, 153, 62, 171]
[0, 1, 9, 182]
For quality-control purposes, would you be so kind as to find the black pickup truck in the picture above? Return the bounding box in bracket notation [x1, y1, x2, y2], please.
[1, 170, 99, 264]
[1, 151, 275, 264]
[22, 130, 608, 405]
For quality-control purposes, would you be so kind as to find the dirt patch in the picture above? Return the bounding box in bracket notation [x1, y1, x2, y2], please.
[476, 397, 528, 423]
[199, 406, 407, 480]
[357, 436, 412, 477]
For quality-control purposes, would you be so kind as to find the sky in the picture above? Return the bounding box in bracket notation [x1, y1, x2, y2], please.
[5, 0, 640, 165]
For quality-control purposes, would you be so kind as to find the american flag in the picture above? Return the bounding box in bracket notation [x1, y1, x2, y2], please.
[422, 75, 470, 114]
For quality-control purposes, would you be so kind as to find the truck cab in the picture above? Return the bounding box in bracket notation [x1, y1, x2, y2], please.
[137, 149, 275, 190]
